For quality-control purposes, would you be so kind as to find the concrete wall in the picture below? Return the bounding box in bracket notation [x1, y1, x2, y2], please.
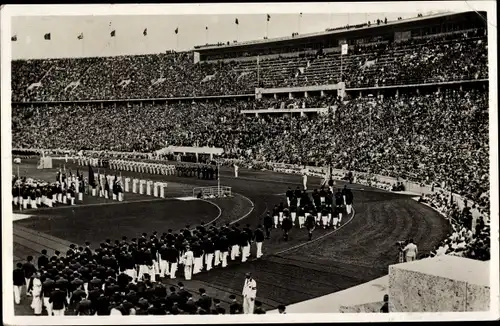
[389, 256, 490, 312]
[339, 301, 384, 313]
[268, 275, 389, 313]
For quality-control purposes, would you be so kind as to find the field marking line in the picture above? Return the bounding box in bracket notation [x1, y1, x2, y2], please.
[200, 199, 223, 226]
[273, 207, 356, 255]
[229, 192, 255, 225]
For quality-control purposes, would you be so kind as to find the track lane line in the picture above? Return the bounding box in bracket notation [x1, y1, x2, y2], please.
[273, 207, 356, 255]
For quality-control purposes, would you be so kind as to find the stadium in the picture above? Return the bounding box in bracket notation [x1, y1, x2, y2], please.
[6, 7, 494, 318]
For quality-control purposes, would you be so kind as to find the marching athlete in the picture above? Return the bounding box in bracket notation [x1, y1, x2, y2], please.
[305, 210, 316, 241]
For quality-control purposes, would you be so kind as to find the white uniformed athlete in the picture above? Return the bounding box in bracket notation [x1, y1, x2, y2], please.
[242, 273, 257, 314]
[302, 167, 308, 190]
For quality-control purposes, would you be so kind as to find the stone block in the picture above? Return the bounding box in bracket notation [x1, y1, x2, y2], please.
[389, 265, 467, 312]
[389, 256, 489, 312]
[339, 301, 384, 313]
[466, 282, 490, 311]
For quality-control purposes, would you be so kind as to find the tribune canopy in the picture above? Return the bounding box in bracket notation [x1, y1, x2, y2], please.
[156, 146, 224, 161]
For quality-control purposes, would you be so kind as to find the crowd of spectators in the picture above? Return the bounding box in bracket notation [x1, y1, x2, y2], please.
[14, 220, 268, 316]
[12, 88, 490, 217]
[12, 53, 255, 102]
[11, 30, 487, 102]
[418, 191, 490, 261]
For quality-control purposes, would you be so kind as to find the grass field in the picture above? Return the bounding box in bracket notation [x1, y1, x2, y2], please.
[11, 158, 451, 314]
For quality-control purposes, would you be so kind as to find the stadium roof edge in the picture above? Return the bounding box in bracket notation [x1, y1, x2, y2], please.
[193, 11, 477, 52]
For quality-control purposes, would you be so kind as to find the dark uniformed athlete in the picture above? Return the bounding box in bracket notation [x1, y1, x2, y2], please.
[305, 212, 316, 241]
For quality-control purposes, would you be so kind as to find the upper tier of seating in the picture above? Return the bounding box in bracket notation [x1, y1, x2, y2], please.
[11, 30, 487, 102]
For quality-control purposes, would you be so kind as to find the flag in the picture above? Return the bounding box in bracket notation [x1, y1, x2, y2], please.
[361, 59, 376, 69]
[201, 74, 216, 83]
[27, 82, 42, 91]
[267, 14, 271, 21]
[449, 191, 453, 206]
[143, 28, 147, 36]
[11, 35, 17, 42]
[44, 33, 51, 40]
[77, 33, 84, 40]
[175, 27, 178, 34]
[237, 71, 252, 82]
[235, 18, 239, 25]
[110, 30, 116, 37]
[300, 13, 303, 17]
[59, 168, 63, 189]
[341, 43, 348, 55]
[206, 26, 208, 30]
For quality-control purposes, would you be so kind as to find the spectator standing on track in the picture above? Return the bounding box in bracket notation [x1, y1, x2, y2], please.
[242, 272, 257, 314]
[13, 262, 25, 305]
[380, 294, 394, 313]
[403, 239, 418, 262]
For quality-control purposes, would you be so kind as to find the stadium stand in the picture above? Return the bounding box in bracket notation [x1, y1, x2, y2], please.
[12, 29, 487, 101]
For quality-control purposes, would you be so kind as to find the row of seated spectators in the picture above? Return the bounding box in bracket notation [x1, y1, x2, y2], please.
[12, 88, 490, 222]
[289, 29, 487, 88]
[12, 30, 487, 102]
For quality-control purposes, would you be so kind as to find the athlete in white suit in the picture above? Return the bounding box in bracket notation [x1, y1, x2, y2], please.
[302, 168, 308, 190]
[242, 272, 257, 314]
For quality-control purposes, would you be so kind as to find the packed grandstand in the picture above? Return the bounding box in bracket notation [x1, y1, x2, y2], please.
[11, 10, 491, 315]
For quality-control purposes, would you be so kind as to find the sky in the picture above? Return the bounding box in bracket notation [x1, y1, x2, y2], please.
[0, 2, 492, 60]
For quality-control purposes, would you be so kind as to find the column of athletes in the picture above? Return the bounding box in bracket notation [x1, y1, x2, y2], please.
[263, 183, 354, 242]
[12, 167, 93, 209]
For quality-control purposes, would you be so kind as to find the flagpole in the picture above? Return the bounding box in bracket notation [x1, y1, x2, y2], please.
[298, 14, 301, 34]
[257, 55, 260, 86]
[340, 51, 343, 82]
[81, 37, 84, 57]
[217, 158, 220, 197]
[17, 165, 21, 211]
[266, 20, 269, 38]
[206, 28, 209, 44]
